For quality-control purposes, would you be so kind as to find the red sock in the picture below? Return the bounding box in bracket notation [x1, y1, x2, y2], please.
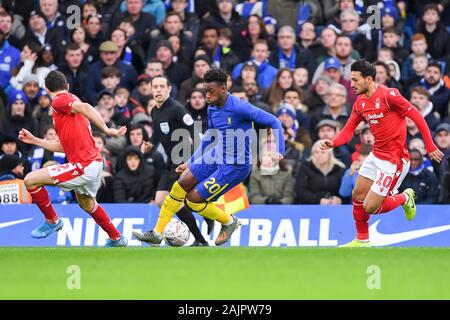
[27, 186, 58, 223]
[373, 194, 407, 214]
[87, 204, 121, 240]
[353, 198, 370, 241]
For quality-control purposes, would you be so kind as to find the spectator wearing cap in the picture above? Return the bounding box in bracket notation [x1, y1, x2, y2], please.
[232, 40, 278, 90]
[59, 43, 89, 101]
[312, 82, 350, 132]
[276, 102, 312, 171]
[97, 89, 115, 116]
[148, 12, 195, 62]
[22, 9, 65, 64]
[401, 148, 439, 204]
[316, 119, 351, 167]
[411, 62, 450, 120]
[410, 86, 440, 132]
[112, 0, 157, 43]
[31, 88, 53, 137]
[85, 40, 138, 105]
[0, 134, 30, 171]
[263, 15, 277, 38]
[269, 25, 315, 77]
[235, 60, 258, 87]
[295, 140, 345, 205]
[170, 0, 201, 44]
[0, 89, 36, 154]
[177, 54, 211, 104]
[154, 40, 190, 88]
[323, 57, 356, 105]
[416, 4, 450, 60]
[339, 144, 372, 203]
[21, 74, 40, 108]
[39, 0, 69, 43]
[113, 145, 156, 203]
[434, 122, 450, 180]
[0, 154, 24, 181]
[199, 25, 240, 73]
[0, 28, 20, 89]
[312, 35, 356, 85]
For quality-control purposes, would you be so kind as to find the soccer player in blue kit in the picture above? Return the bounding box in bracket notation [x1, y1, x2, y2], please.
[133, 69, 285, 246]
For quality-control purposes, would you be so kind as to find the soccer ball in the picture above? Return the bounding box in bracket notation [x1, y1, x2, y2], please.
[163, 219, 190, 247]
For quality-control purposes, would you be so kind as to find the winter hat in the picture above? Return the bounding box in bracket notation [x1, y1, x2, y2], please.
[0, 154, 22, 173]
[7, 89, 29, 107]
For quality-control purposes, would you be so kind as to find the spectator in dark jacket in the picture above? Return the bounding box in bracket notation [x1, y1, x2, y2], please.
[416, 4, 450, 60]
[410, 86, 440, 132]
[0, 89, 37, 155]
[85, 41, 138, 105]
[401, 149, 439, 204]
[295, 141, 346, 204]
[59, 43, 89, 101]
[113, 146, 156, 203]
[200, 25, 240, 73]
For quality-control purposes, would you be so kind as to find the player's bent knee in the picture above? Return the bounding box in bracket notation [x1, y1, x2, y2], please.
[352, 188, 366, 201]
[23, 173, 37, 188]
[184, 198, 207, 214]
[363, 202, 378, 214]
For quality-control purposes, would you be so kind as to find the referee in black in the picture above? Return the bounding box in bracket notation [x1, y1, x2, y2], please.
[137, 74, 210, 246]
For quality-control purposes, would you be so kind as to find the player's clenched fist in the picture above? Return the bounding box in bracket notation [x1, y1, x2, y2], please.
[319, 139, 333, 150]
[18, 128, 36, 145]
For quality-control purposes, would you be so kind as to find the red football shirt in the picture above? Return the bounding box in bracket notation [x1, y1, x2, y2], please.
[51, 91, 102, 166]
[345, 84, 412, 164]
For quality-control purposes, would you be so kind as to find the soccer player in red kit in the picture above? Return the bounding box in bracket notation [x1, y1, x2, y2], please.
[18, 71, 128, 247]
[320, 59, 444, 247]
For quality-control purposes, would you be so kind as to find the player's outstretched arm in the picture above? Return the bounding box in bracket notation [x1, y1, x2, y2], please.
[330, 111, 363, 148]
[18, 128, 64, 152]
[407, 107, 444, 162]
[71, 101, 127, 138]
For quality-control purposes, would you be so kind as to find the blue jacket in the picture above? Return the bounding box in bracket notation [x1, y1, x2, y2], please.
[232, 60, 278, 90]
[0, 41, 20, 89]
[339, 169, 358, 198]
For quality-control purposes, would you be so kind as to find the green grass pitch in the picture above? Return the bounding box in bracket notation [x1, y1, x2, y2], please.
[1, 247, 450, 299]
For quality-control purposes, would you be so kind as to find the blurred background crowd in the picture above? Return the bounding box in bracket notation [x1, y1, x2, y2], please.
[0, 0, 449, 205]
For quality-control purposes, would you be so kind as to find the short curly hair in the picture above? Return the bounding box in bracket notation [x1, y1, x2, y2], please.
[203, 69, 227, 86]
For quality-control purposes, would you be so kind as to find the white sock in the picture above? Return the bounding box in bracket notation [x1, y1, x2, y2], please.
[403, 192, 409, 203]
